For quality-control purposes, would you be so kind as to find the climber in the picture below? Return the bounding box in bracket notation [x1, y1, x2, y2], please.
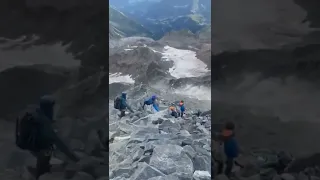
[142, 95, 159, 112]
[114, 92, 134, 118]
[178, 100, 185, 117]
[168, 103, 178, 118]
[16, 95, 79, 179]
[215, 121, 239, 177]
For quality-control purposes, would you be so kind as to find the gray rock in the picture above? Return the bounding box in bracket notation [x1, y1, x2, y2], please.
[297, 172, 308, 180]
[138, 155, 151, 163]
[129, 127, 159, 144]
[193, 155, 211, 172]
[21, 166, 36, 180]
[97, 177, 109, 180]
[260, 168, 277, 180]
[109, 131, 120, 140]
[69, 139, 86, 151]
[131, 162, 165, 180]
[182, 138, 193, 146]
[76, 157, 102, 173]
[280, 173, 295, 180]
[178, 130, 191, 137]
[132, 116, 140, 122]
[111, 165, 135, 179]
[152, 118, 164, 125]
[310, 176, 320, 180]
[193, 146, 211, 157]
[133, 117, 149, 126]
[149, 144, 194, 176]
[148, 175, 180, 180]
[132, 147, 144, 161]
[272, 175, 282, 180]
[71, 172, 95, 180]
[193, 170, 211, 180]
[182, 145, 196, 159]
[215, 174, 229, 180]
[159, 120, 181, 132]
[246, 174, 262, 180]
[93, 165, 109, 178]
[84, 130, 102, 155]
[39, 172, 64, 180]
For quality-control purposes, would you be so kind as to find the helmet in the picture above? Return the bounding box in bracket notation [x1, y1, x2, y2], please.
[152, 95, 157, 100]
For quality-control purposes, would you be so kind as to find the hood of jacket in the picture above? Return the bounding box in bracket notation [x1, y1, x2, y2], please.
[39, 96, 55, 121]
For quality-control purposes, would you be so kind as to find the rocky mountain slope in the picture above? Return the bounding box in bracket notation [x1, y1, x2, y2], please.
[211, 0, 320, 179]
[109, 6, 153, 39]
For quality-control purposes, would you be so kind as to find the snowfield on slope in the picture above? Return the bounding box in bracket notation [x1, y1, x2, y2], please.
[174, 85, 211, 101]
[161, 45, 210, 78]
[109, 73, 135, 84]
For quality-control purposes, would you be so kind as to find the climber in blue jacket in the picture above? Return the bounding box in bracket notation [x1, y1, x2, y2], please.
[178, 100, 185, 117]
[142, 95, 159, 112]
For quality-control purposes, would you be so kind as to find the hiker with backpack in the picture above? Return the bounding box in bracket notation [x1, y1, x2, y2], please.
[142, 95, 159, 112]
[16, 96, 79, 179]
[114, 92, 134, 118]
[168, 103, 179, 118]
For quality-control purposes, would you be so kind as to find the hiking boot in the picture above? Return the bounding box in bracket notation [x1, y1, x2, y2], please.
[26, 166, 37, 178]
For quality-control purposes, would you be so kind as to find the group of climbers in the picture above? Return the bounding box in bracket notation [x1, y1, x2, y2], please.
[15, 92, 237, 179]
[114, 92, 186, 118]
[168, 100, 185, 118]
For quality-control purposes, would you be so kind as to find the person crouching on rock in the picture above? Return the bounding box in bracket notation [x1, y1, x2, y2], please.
[142, 95, 159, 112]
[178, 100, 185, 117]
[216, 121, 239, 177]
[168, 104, 178, 118]
[114, 92, 134, 118]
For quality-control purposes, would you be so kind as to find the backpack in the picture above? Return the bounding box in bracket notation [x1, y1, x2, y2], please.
[15, 112, 40, 151]
[114, 96, 121, 109]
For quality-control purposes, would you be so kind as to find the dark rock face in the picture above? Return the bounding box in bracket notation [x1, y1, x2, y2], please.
[211, 0, 320, 178]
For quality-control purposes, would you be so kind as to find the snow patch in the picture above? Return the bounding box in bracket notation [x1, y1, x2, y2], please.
[161, 46, 209, 78]
[193, 170, 211, 178]
[174, 85, 211, 101]
[109, 73, 135, 84]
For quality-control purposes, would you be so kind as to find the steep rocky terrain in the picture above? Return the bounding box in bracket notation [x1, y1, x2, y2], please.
[0, 1, 212, 180]
[211, 0, 320, 179]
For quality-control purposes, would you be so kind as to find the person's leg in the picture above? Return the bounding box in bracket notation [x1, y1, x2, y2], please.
[225, 157, 234, 176]
[35, 150, 52, 179]
[217, 160, 224, 174]
[181, 111, 184, 117]
[121, 110, 126, 117]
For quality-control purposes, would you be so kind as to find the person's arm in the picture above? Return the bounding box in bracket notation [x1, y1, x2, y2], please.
[45, 124, 79, 162]
[153, 102, 159, 112]
[127, 104, 134, 113]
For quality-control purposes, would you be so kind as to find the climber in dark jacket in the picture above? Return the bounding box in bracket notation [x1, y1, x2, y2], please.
[142, 95, 159, 112]
[119, 92, 134, 117]
[28, 96, 79, 179]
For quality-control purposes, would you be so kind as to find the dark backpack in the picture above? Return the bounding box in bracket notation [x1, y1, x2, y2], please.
[114, 96, 121, 109]
[15, 112, 40, 151]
